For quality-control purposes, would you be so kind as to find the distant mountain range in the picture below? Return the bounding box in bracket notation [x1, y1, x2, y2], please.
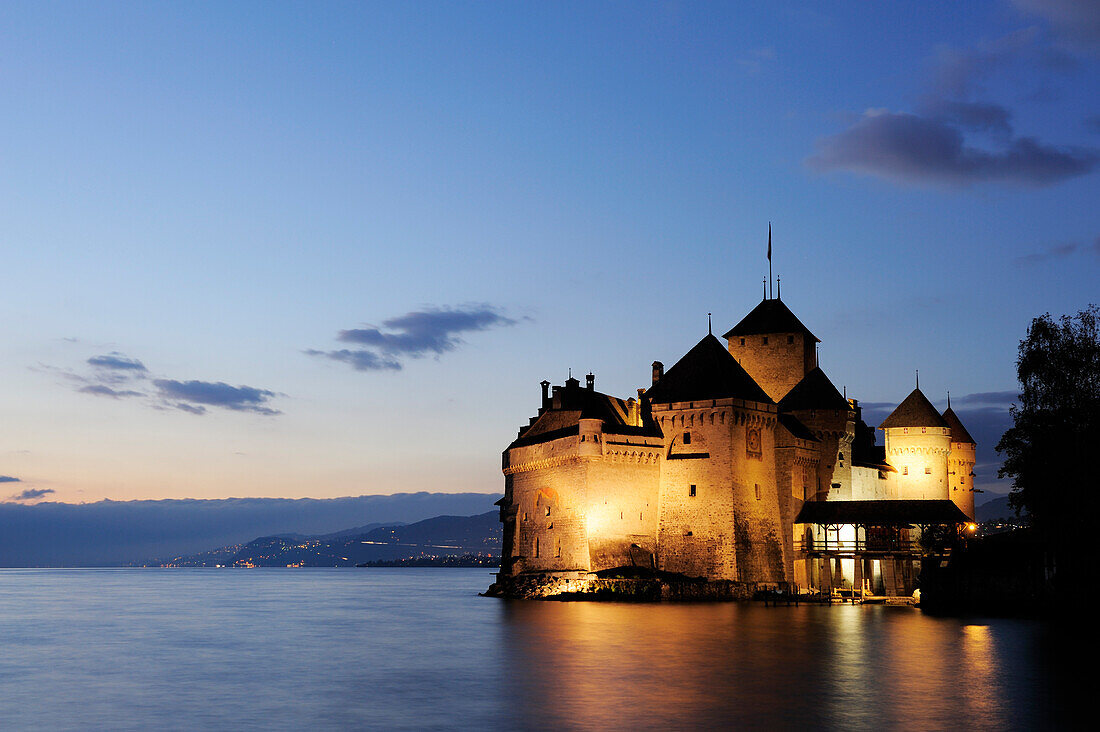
[0, 493, 501, 567]
[154, 511, 502, 567]
[975, 494, 1017, 522]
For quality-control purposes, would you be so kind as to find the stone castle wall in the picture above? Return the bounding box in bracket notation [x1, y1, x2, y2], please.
[728, 332, 814, 402]
[947, 442, 976, 520]
[653, 401, 787, 583]
[883, 427, 951, 501]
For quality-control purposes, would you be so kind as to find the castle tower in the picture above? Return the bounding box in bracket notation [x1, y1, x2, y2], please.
[879, 388, 951, 501]
[942, 405, 977, 520]
[646, 334, 787, 584]
[723, 298, 819, 402]
[777, 366, 856, 502]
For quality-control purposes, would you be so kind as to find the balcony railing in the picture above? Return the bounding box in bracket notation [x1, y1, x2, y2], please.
[794, 540, 923, 555]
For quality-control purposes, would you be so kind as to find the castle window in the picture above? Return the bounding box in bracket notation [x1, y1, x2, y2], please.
[755, 483, 761, 500]
[683, 432, 691, 445]
[787, 335, 794, 344]
[961, 476, 966, 484]
[684, 530, 693, 537]
[546, 506, 551, 516]
[556, 540, 561, 558]
[763, 336, 769, 345]
[903, 467, 908, 475]
[925, 467, 932, 475]
[740, 338, 745, 346]
[838, 453, 844, 461]
[689, 484, 697, 497]
[523, 512, 528, 522]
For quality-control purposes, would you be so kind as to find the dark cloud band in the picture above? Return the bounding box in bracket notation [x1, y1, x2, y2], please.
[311, 305, 519, 372]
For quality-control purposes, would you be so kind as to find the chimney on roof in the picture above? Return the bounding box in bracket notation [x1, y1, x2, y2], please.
[540, 380, 550, 408]
[586, 372, 594, 390]
[652, 361, 664, 385]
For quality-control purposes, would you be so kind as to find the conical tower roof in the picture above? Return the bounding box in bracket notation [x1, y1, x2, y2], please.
[777, 367, 850, 412]
[722, 298, 819, 342]
[879, 388, 949, 429]
[942, 407, 976, 444]
[646, 334, 773, 405]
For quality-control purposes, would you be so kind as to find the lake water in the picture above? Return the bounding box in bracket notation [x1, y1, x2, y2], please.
[0, 568, 1065, 730]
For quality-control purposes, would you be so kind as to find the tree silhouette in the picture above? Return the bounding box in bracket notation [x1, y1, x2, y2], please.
[996, 305, 1099, 549]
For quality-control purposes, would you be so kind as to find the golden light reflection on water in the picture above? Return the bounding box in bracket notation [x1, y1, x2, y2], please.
[498, 602, 1051, 730]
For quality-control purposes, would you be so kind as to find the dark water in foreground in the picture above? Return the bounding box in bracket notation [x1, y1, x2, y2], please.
[0, 569, 1064, 730]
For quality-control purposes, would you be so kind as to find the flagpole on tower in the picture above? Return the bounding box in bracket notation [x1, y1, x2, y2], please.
[767, 222, 773, 299]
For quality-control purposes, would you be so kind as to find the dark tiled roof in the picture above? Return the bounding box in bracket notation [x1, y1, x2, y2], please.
[645, 334, 773, 405]
[777, 367, 850, 412]
[794, 500, 969, 525]
[509, 380, 662, 449]
[879, 388, 950, 429]
[777, 413, 819, 442]
[722, 298, 819, 342]
[941, 407, 976, 444]
[850, 419, 892, 469]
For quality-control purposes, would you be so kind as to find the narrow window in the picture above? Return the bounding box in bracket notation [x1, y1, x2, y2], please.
[740, 338, 745, 346]
[523, 512, 528, 522]
[689, 484, 697, 497]
[925, 467, 932, 475]
[755, 483, 761, 500]
[961, 476, 966, 485]
[763, 336, 769, 345]
[534, 537, 540, 558]
[787, 335, 794, 344]
[546, 506, 551, 516]
[903, 467, 909, 476]
[838, 452, 844, 461]
[683, 432, 691, 445]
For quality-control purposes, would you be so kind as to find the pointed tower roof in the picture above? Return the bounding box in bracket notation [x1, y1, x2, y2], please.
[778, 367, 850, 412]
[722, 299, 819, 342]
[941, 407, 976, 444]
[879, 388, 949, 429]
[646, 334, 773, 405]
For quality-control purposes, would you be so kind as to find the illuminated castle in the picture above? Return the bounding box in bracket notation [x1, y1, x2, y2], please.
[495, 292, 976, 596]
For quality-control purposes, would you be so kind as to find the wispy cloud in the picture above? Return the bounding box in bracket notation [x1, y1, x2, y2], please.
[0, 476, 21, 484]
[951, 390, 1018, 407]
[1015, 235, 1100, 264]
[8, 487, 54, 502]
[87, 353, 148, 373]
[309, 305, 520, 372]
[808, 109, 1097, 186]
[78, 384, 145, 399]
[1012, 0, 1100, 52]
[46, 348, 283, 417]
[807, 21, 1098, 187]
[153, 380, 281, 416]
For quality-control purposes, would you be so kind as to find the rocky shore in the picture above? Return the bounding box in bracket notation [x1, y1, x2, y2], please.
[484, 569, 755, 601]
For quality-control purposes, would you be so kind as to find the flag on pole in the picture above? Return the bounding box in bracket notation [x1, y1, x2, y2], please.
[767, 222, 772, 261]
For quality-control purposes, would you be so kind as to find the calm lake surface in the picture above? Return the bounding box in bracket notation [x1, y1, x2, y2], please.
[0, 568, 1065, 730]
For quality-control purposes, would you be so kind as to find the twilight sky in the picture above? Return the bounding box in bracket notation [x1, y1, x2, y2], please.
[2, 1, 1097, 503]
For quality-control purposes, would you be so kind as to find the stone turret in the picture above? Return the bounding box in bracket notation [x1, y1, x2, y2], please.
[723, 298, 819, 402]
[942, 405, 977, 520]
[879, 388, 951, 501]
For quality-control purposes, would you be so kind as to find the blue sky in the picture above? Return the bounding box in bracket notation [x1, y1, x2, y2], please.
[1, 1, 1097, 502]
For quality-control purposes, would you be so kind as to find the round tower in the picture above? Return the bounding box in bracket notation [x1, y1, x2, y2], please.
[942, 405, 977, 520]
[879, 388, 951, 501]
